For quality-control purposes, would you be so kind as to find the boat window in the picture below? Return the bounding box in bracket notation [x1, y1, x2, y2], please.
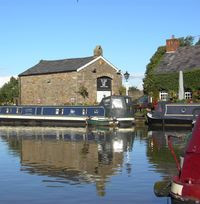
[16, 108, 22, 114]
[181, 107, 187, 113]
[55, 108, 63, 115]
[6, 108, 12, 114]
[36, 108, 42, 115]
[94, 109, 99, 114]
[82, 108, 87, 115]
[112, 98, 123, 109]
[103, 98, 111, 107]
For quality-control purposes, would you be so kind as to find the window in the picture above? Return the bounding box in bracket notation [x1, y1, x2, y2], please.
[55, 108, 63, 115]
[16, 108, 22, 114]
[103, 98, 111, 108]
[112, 98, 123, 109]
[159, 91, 168, 101]
[82, 108, 87, 115]
[185, 91, 192, 100]
[6, 108, 12, 114]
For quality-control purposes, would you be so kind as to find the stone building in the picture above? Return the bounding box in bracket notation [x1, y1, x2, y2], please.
[18, 46, 122, 105]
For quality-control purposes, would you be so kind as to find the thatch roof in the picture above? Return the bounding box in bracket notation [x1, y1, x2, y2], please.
[155, 45, 200, 73]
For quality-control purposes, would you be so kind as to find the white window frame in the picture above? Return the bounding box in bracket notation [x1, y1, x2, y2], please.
[159, 91, 168, 101]
[185, 91, 192, 100]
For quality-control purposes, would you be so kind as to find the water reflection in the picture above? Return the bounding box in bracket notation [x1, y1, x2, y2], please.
[0, 125, 193, 203]
[147, 127, 191, 179]
[0, 127, 135, 196]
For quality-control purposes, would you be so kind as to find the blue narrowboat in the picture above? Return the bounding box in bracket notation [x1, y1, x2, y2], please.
[147, 102, 200, 126]
[0, 96, 135, 127]
[0, 105, 105, 127]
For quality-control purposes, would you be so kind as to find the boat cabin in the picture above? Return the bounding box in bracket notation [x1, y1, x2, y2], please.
[99, 95, 134, 118]
[147, 101, 200, 126]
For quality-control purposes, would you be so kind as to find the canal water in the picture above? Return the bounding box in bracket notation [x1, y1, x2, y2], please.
[0, 125, 192, 204]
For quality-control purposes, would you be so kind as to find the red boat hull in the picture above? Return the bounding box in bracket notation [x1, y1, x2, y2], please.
[170, 115, 200, 202]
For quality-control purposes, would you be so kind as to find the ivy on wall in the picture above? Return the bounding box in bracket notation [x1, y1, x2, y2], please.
[143, 36, 200, 101]
[184, 69, 200, 90]
[154, 69, 200, 92]
[143, 46, 166, 95]
[150, 69, 200, 101]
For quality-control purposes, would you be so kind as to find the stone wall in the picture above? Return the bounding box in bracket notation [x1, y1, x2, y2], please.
[19, 58, 122, 105]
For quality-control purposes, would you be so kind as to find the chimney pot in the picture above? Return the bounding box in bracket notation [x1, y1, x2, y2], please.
[166, 35, 180, 53]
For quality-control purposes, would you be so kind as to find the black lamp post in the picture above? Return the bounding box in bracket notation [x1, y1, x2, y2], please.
[124, 71, 130, 82]
[124, 71, 130, 95]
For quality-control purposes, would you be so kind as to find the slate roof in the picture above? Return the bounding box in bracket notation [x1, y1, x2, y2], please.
[19, 56, 95, 76]
[155, 45, 200, 73]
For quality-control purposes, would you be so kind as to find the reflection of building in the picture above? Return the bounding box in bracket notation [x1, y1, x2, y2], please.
[0, 127, 134, 196]
[18, 46, 122, 105]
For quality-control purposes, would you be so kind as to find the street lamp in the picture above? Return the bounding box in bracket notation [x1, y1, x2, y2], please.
[124, 71, 130, 96]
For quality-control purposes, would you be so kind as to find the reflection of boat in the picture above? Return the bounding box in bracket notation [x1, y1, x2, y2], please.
[147, 102, 200, 126]
[0, 96, 135, 128]
[0, 126, 135, 196]
[170, 115, 200, 202]
[147, 129, 190, 179]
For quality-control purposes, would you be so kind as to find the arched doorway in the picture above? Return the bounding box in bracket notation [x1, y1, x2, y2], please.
[97, 76, 112, 102]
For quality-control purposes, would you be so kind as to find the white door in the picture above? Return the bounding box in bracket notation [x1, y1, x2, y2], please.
[97, 91, 111, 103]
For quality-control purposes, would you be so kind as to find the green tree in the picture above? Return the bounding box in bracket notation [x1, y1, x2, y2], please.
[118, 86, 126, 95]
[0, 77, 19, 105]
[143, 46, 166, 94]
[179, 35, 194, 47]
[129, 86, 140, 92]
[195, 38, 200, 45]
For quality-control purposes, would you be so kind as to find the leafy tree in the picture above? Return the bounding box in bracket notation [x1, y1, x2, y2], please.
[129, 86, 140, 92]
[179, 35, 194, 47]
[195, 38, 200, 45]
[0, 77, 19, 105]
[143, 46, 166, 94]
[118, 86, 126, 95]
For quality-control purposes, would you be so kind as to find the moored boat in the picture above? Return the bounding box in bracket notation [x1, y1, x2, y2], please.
[87, 95, 135, 128]
[147, 102, 200, 126]
[0, 96, 135, 127]
[169, 114, 200, 203]
[154, 114, 200, 203]
[0, 105, 104, 127]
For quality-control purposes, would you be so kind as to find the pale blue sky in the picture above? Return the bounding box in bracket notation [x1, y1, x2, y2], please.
[0, 0, 200, 89]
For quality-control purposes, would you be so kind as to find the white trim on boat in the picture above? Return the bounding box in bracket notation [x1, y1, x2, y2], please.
[171, 181, 183, 196]
[164, 114, 193, 117]
[0, 115, 87, 121]
[117, 117, 135, 121]
[147, 112, 153, 118]
[89, 117, 110, 121]
[89, 117, 134, 122]
[166, 104, 200, 107]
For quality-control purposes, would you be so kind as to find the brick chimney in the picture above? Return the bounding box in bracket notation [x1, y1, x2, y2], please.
[166, 35, 180, 53]
[93, 45, 103, 57]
